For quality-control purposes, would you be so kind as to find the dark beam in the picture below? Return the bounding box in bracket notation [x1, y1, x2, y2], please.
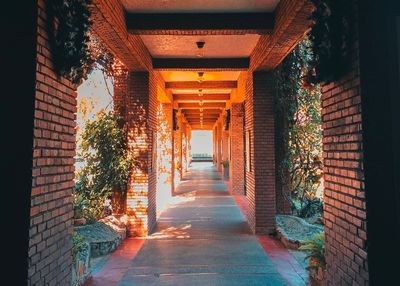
[182, 109, 222, 114]
[190, 125, 214, 130]
[185, 115, 219, 119]
[166, 81, 237, 89]
[153, 58, 249, 70]
[179, 102, 226, 109]
[126, 12, 274, 35]
[174, 94, 230, 101]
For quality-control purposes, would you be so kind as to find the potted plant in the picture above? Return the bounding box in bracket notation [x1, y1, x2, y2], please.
[221, 160, 229, 179]
[299, 231, 326, 283]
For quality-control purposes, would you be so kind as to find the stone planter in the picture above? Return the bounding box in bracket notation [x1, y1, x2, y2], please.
[310, 266, 327, 285]
[72, 242, 91, 286]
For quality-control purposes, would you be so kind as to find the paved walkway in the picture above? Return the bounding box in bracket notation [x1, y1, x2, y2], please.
[87, 162, 309, 286]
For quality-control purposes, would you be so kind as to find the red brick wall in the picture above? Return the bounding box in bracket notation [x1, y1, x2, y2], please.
[181, 122, 190, 175]
[148, 72, 159, 233]
[156, 102, 173, 215]
[173, 113, 183, 186]
[322, 35, 369, 285]
[229, 103, 245, 194]
[245, 72, 276, 234]
[113, 62, 128, 116]
[216, 122, 223, 171]
[29, 0, 76, 284]
[124, 72, 153, 236]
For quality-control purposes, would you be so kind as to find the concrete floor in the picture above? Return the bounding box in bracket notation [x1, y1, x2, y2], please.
[87, 162, 308, 286]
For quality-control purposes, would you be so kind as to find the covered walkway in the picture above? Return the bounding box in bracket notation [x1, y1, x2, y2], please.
[87, 162, 307, 286]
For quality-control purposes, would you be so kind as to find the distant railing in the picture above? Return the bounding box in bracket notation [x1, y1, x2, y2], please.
[191, 153, 213, 162]
[192, 153, 212, 158]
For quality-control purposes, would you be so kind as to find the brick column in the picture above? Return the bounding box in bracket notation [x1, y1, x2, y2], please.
[113, 62, 128, 116]
[181, 122, 188, 175]
[321, 38, 368, 284]
[173, 111, 182, 187]
[156, 102, 173, 215]
[28, 1, 76, 284]
[186, 124, 192, 166]
[213, 126, 217, 165]
[230, 103, 245, 195]
[216, 121, 223, 171]
[245, 72, 276, 234]
[123, 71, 157, 237]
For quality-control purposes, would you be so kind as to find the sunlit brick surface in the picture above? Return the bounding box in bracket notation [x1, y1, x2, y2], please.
[321, 33, 369, 285]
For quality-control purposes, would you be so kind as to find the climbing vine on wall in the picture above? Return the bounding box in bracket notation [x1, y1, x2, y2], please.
[46, 0, 93, 84]
[307, 0, 355, 84]
[275, 39, 323, 218]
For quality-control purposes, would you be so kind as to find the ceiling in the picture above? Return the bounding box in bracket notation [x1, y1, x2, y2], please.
[120, 0, 281, 129]
[160, 71, 240, 82]
[141, 35, 260, 58]
[121, 0, 281, 13]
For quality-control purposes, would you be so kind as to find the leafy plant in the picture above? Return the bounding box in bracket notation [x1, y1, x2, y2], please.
[72, 232, 86, 263]
[307, 0, 355, 84]
[275, 39, 324, 217]
[221, 160, 229, 168]
[75, 111, 135, 222]
[299, 231, 326, 270]
[46, 0, 92, 84]
[296, 197, 323, 218]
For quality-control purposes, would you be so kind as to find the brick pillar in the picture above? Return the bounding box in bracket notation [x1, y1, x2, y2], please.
[186, 124, 192, 166]
[215, 122, 221, 171]
[230, 103, 245, 195]
[213, 126, 217, 165]
[173, 111, 182, 187]
[123, 71, 157, 236]
[113, 62, 128, 116]
[321, 37, 368, 284]
[28, 1, 76, 284]
[181, 122, 188, 175]
[245, 72, 276, 234]
[222, 129, 229, 178]
[156, 102, 173, 215]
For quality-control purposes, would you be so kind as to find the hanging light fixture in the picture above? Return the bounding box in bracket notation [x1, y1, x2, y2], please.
[199, 100, 204, 106]
[197, 72, 204, 83]
[196, 41, 205, 57]
[198, 89, 203, 97]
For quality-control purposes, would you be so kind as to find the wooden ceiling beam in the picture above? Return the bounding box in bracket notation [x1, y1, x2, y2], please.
[189, 125, 214, 130]
[182, 109, 222, 114]
[153, 58, 249, 70]
[174, 94, 230, 101]
[126, 12, 274, 35]
[179, 102, 226, 109]
[166, 81, 237, 89]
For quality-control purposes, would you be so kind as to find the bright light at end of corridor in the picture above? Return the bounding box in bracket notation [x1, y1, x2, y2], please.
[190, 130, 213, 157]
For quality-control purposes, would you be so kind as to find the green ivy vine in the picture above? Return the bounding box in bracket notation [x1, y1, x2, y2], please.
[46, 0, 92, 84]
[308, 0, 355, 84]
[275, 39, 323, 218]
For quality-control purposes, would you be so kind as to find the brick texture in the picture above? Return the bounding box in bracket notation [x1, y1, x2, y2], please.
[28, 0, 76, 284]
[156, 102, 173, 215]
[173, 112, 183, 187]
[245, 72, 276, 234]
[90, 0, 152, 71]
[250, 0, 314, 71]
[229, 103, 245, 195]
[122, 72, 158, 236]
[216, 122, 223, 172]
[321, 31, 368, 285]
